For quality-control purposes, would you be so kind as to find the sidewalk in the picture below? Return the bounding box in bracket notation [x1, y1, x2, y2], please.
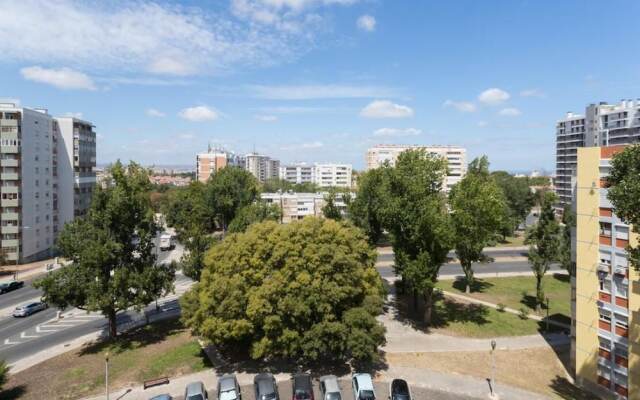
[0, 257, 59, 283]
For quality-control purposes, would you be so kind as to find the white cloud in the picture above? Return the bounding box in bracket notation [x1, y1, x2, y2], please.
[443, 100, 476, 113]
[63, 112, 83, 118]
[146, 108, 165, 118]
[478, 88, 510, 105]
[179, 106, 219, 122]
[360, 100, 413, 119]
[357, 15, 376, 32]
[1, 1, 359, 77]
[373, 128, 422, 137]
[20, 66, 95, 90]
[255, 115, 278, 122]
[280, 141, 324, 151]
[249, 84, 397, 100]
[520, 88, 545, 98]
[498, 107, 522, 117]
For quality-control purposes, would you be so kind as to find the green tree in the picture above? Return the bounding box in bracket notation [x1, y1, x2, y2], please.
[35, 161, 176, 338]
[607, 145, 640, 271]
[322, 189, 343, 220]
[162, 182, 215, 236]
[450, 156, 507, 293]
[181, 218, 385, 365]
[0, 359, 7, 391]
[349, 168, 388, 245]
[181, 228, 215, 281]
[492, 171, 535, 232]
[381, 150, 452, 325]
[228, 202, 282, 233]
[558, 204, 576, 277]
[525, 192, 561, 312]
[207, 167, 260, 231]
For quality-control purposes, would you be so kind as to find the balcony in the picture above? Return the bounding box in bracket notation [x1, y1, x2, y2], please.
[1, 212, 19, 221]
[616, 238, 629, 249]
[0, 146, 19, 154]
[0, 158, 18, 167]
[1, 198, 19, 207]
[599, 292, 612, 303]
[600, 235, 612, 246]
[615, 325, 628, 338]
[599, 320, 612, 331]
[1, 225, 18, 234]
[1, 239, 19, 248]
[0, 173, 19, 180]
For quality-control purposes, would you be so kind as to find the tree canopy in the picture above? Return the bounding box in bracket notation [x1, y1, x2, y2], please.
[349, 168, 388, 245]
[0, 359, 7, 391]
[450, 156, 507, 293]
[228, 202, 282, 233]
[181, 217, 385, 365]
[607, 145, 640, 271]
[262, 178, 319, 193]
[322, 189, 344, 221]
[491, 171, 535, 233]
[162, 181, 215, 236]
[206, 167, 260, 231]
[35, 161, 175, 338]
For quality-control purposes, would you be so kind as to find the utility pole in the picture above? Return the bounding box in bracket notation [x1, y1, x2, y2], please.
[105, 352, 110, 400]
[490, 339, 497, 399]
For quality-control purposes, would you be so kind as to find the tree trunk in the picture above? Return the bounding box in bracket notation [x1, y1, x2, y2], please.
[535, 276, 543, 314]
[108, 309, 117, 339]
[462, 261, 474, 294]
[423, 287, 434, 326]
[412, 288, 418, 312]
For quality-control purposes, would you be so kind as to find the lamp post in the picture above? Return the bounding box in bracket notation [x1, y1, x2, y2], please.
[490, 339, 497, 399]
[105, 352, 110, 400]
[546, 297, 550, 332]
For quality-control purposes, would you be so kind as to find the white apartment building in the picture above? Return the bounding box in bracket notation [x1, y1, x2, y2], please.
[245, 153, 280, 183]
[261, 192, 351, 223]
[555, 99, 640, 208]
[366, 144, 466, 192]
[279, 163, 353, 188]
[0, 103, 96, 263]
[196, 147, 245, 183]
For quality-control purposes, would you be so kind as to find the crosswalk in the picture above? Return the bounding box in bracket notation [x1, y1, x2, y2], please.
[1, 311, 103, 347]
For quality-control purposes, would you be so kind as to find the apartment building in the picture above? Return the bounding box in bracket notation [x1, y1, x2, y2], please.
[556, 100, 640, 208]
[573, 145, 638, 399]
[366, 144, 466, 192]
[279, 163, 353, 188]
[0, 104, 96, 263]
[196, 147, 245, 183]
[246, 153, 279, 183]
[261, 192, 350, 223]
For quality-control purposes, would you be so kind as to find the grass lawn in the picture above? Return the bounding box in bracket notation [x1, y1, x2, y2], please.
[0, 318, 211, 400]
[435, 273, 571, 325]
[493, 234, 526, 247]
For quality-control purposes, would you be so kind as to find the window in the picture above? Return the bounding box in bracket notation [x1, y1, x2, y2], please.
[615, 314, 628, 330]
[600, 279, 612, 293]
[600, 222, 612, 237]
[616, 226, 629, 240]
[598, 336, 611, 351]
[599, 309, 612, 323]
[614, 279, 628, 299]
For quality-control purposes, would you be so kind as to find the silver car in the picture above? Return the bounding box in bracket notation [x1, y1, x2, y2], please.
[319, 375, 342, 400]
[13, 302, 47, 317]
[217, 374, 241, 400]
[185, 381, 208, 400]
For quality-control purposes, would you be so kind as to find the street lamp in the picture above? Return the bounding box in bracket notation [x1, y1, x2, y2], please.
[490, 339, 497, 399]
[105, 351, 110, 400]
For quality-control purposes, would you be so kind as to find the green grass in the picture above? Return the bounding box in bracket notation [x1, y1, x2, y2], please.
[139, 340, 209, 381]
[432, 297, 544, 338]
[436, 274, 571, 325]
[494, 234, 526, 247]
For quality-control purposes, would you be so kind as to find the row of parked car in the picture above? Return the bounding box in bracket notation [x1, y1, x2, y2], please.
[151, 373, 411, 400]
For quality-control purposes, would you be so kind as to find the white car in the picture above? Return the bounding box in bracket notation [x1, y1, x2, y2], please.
[13, 302, 48, 317]
[352, 373, 375, 400]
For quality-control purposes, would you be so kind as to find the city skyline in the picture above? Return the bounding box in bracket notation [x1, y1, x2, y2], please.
[1, 1, 640, 172]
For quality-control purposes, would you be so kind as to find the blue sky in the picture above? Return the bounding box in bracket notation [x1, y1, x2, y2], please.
[1, 0, 639, 172]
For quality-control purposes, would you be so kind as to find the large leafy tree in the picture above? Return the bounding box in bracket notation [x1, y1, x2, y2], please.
[262, 178, 319, 193]
[0, 359, 7, 391]
[607, 145, 640, 271]
[525, 191, 561, 312]
[558, 204, 576, 277]
[322, 189, 343, 221]
[207, 167, 260, 231]
[228, 202, 282, 233]
[348, 168, 388, 245]
[492, 171, 535, 232]
[381, 149, 452, 325]
[35, 162, 175, 338]
[181, 218, 385, 365]
[450, 156, 507, 293]
[162, 182, 215, 236]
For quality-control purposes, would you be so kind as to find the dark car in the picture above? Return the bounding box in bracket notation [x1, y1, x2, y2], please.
[218, 374, 241, 400]
[0, 280, 24, 294]
[149, 395, 173, 400]
[292, 373, 313, 400]
[389, 379, 411, 400]
[254, 373, 279, 400]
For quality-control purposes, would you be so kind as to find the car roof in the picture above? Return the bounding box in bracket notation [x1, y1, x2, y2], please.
[293, 373, 312, 388]
[186, 381, 204, 394]
[319, 376, 340, 392]
[219, 375, 237, 391]
[353, 374, 374, 390]
[391, 379, 409, 394]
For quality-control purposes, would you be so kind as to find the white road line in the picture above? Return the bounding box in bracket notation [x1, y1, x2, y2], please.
[4, 338, 19, 345]
[20, 332, 38, 339]
[36, 326, 58, 333]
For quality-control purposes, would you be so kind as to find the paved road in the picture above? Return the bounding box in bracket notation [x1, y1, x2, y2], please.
[377, 259, 563, 279]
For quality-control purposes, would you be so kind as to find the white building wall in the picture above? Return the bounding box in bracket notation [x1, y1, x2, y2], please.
[55, 118, 75, 229]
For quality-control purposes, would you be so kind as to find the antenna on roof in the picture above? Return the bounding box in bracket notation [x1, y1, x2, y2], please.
[207, 141, 211, 153]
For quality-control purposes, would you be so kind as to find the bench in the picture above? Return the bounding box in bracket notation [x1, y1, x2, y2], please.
[143, 377, 170, 389]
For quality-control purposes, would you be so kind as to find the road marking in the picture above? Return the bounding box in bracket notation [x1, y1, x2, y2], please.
[36, 325, 58, 333]
[4, 338, 19, 345]
[20, 331, 38, 339]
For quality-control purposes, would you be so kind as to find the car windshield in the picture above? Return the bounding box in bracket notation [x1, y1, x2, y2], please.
[187, 395, 204, 400]
[0, 283, 8, 288]
[392, 395, 409, 400]
[220, 389, 237, 400]
[326, 393, 341, 400]
[359, 391, 374, 400]
[260, 393, 277, 400]
[295, 390, 311, 400]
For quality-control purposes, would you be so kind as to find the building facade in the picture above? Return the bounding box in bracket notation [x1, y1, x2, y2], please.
[366, 144, 466, 192]
[279, 163, 353, 188]
[556, 100, 640, 208]
[261, 192, 350, 223]
[573, 145, 638, 399]
[245, 153, 279, 183]
[196, 147, 245, 183]
[0, 104, 96, 263]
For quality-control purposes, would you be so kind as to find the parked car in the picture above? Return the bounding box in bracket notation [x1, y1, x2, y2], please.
[13, 301, 47, 317]
[389, 379, 411, 400]
[149, 395, 173, 400]
[0, 280, 24, 294]
[218, 374, 242, 400]
[185, 381, 208, 400]
[319, 375, 342, 400]
[292, 373, 314, 400]
[351, 374, 375, 400]
[254, 373, 279, 400]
